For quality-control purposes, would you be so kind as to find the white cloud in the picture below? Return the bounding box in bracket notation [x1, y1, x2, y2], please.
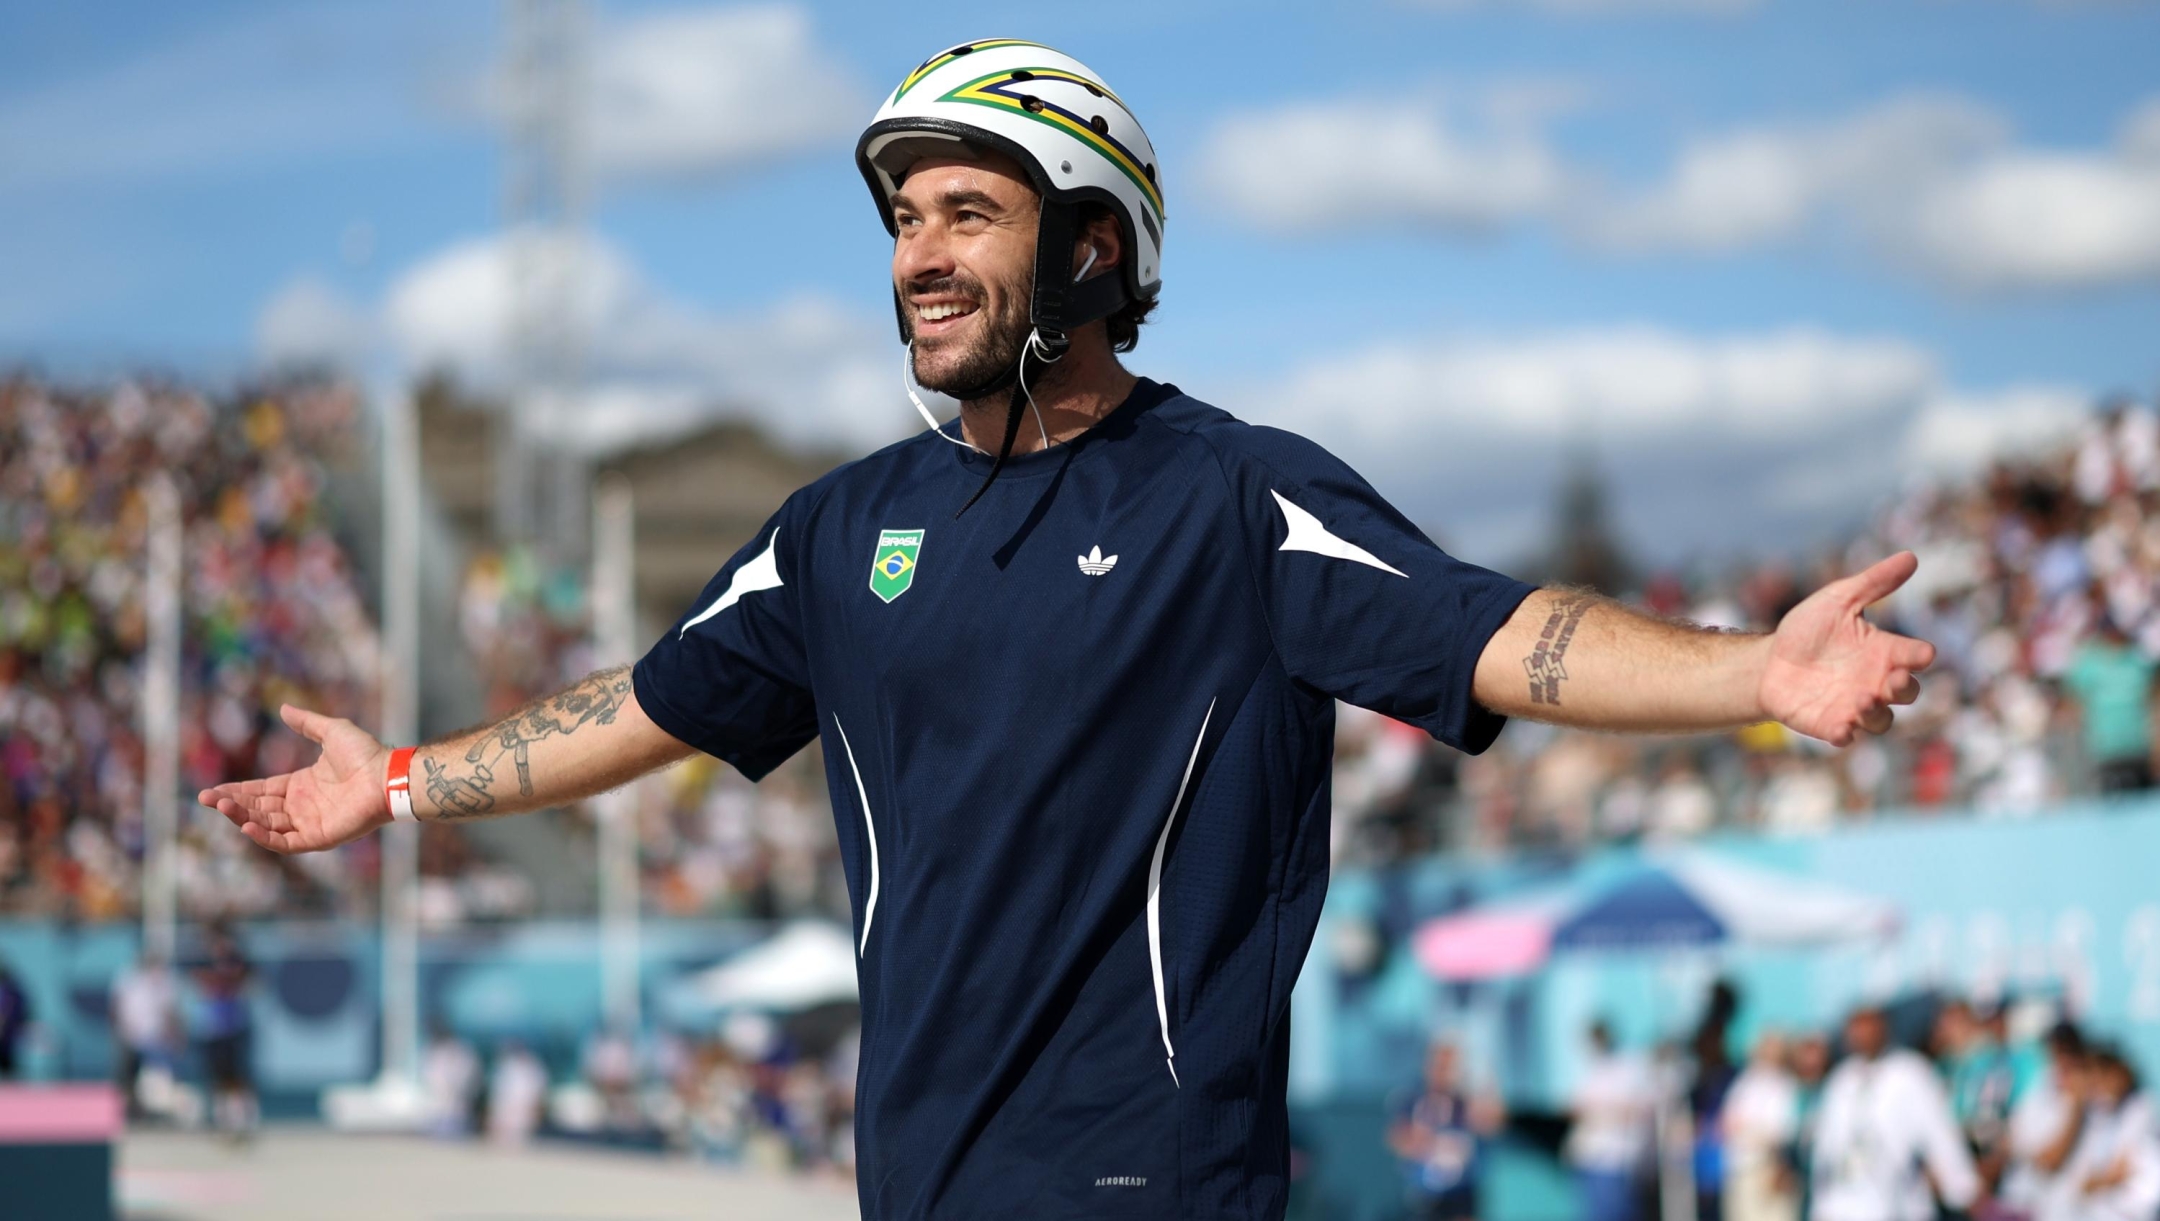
[1590, 92, 2160, 290]
[1904, 152, 2160, 289]
[1208, 84, 2160, 292]
[1249, 325, 1936, 447]
[1902, 385, 2090, 472]
[1582, 95, 2004, 254]
[263, 229, 906, 453]
[1200, 94, 1570, 232]
[581, 5, 865, 180]
[1236, 325, 2091, 563]
[256, 276, 377, 370]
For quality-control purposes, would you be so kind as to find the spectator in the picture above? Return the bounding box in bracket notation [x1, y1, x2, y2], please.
[422, 1021, 481, 1138]
[487, 1039, 549, 1147]
[193, 924, 256, 1143]
[0, 957, 28, 1078]
[2060, 616, 2159, 794]
[2041, 1044, 2160, 1221]
[1565, 1019, 1654, 1221]
[1935, 999, 2019, 1172]
[1645, 756, 1716, 841]
[1686, 981, 1743, 1221]
[1789, 1033, 1835, 1219]
[110, 951, 181, 1118]
[1388, 1040, 1500, 1221]
[2005, 1022, 2091, 1215]
[1811, 1005, 1980, 1221]
[1723, 1031, 1800, 1221]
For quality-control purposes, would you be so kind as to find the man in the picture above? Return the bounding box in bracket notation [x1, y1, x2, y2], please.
[193, 924, 257, 1143]
[110, 951, 182, 1120]
[422, 1020, 481, 1138]
[1723, 1031, 1800, 1221]
[1389, 1041, 1500, 1221]
[2043, 1044, 2160, 1221]
[0, 956, 29, 1079]
[2061, 615, 2160, 794]
[200, 40, 1933, 1220]
[1934, 999, 2018, 1177]
[2006, 1022, 2093, 1214]
[1811, 1006, 1980, 1221]
[1566, 1020, 1655, 1221]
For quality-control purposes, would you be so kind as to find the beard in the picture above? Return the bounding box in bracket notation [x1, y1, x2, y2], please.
[905, 275, 1031, 399]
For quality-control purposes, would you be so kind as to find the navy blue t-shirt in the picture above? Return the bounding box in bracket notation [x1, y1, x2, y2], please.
[635, 379, 1533, 1220]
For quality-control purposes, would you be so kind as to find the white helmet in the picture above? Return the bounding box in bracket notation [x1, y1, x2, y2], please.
[856, 39, 1164, 345]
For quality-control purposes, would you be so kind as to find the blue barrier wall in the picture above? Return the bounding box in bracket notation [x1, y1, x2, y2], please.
[0, 918, 771, 1093]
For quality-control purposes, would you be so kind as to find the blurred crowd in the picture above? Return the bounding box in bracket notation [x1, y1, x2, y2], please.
[454, 548, 848, 923]
[410, 1013, 857, 1179]
[1335, 393, 2160, 866]
[1395, 984, 2158, 1221]
[15, 371, 2160, 923]
[0, 376, 385, 921]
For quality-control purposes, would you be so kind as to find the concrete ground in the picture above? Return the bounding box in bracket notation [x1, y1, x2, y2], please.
[119, 1128, 861, 1221]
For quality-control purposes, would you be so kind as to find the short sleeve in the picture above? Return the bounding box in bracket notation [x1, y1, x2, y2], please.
[1219, 428, 1534, 754]
[633, 492, 817, 779]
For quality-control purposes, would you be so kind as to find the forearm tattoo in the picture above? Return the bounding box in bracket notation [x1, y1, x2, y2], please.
[1524, 594, 1595, 706]
[419, 667, 634, 820]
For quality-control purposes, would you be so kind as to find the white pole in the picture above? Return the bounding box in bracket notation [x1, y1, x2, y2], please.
[140, 475, 182, 964]
[592, 475, 639, 1034]
[380, 389, 422, 1086]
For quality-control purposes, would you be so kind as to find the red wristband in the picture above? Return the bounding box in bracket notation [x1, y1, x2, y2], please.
[385, 747, 417, 823]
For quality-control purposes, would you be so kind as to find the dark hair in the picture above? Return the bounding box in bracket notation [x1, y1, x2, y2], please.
[2045, 1020, 2086, 1057]
[2089, 1042, 2140, 1091]
[1078, 202, 1158, 353]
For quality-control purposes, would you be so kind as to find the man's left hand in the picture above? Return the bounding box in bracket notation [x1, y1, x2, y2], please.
[1758, 551, 1937, 747]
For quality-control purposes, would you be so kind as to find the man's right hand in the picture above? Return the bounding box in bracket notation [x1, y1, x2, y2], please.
[198, 704, 392, 854]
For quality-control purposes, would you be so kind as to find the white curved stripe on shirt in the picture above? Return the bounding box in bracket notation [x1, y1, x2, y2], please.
[832, 715, 880, 958]
[1147, 697, 1215, 1089]
[679, 528, 783, 637]
[1270, 490, 1407, 578]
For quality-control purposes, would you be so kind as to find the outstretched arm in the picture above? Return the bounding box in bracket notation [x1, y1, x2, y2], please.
[1471, 552, 1936, 745]
[199, 666, 695, 854]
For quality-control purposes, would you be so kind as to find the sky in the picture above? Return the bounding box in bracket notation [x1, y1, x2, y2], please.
[3, 0, 2159, 569]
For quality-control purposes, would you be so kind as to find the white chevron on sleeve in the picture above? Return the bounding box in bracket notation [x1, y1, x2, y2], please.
[1270, 490, 1408, 578]
[679, 528, 784, 637]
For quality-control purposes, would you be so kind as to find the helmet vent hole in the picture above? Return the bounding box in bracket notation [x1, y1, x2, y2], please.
[1060, 160, 1073, 174]
[1089, 115, 1109, 136]
[953, 44, 975, 55]
[1009, 70, 1034, 81]
[1020, 95, 1045, 113]
[1143, 163, 1156, 182]
[1082, 83, 1102, 97]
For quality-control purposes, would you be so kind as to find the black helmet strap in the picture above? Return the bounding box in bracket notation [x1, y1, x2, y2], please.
[900, 194, 1129, 517]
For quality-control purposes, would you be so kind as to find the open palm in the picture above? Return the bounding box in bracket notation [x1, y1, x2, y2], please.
[1759, 551, 1937, 747]
[199, 705, 391, 854]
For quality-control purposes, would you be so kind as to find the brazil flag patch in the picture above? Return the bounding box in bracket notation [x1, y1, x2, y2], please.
[869, 528, 925, 603]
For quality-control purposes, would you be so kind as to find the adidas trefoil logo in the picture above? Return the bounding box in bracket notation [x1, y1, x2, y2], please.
[1077, 545, 1119, 576]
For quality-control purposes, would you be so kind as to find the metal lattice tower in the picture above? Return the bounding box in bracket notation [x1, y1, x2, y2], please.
[500, 0, 590, 555]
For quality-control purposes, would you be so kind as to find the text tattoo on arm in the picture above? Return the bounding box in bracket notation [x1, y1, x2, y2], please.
[1524, 594, 1594, 706]
[420, 667, 634, 820]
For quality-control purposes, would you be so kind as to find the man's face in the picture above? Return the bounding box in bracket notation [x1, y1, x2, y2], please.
[1846, 1010, 1887, 1058]
[891, 153, 1040, 397]
[1426, 1044, 1459, 1090]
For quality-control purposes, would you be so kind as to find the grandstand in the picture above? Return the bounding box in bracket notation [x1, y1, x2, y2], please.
[7, 368, 2160, 1221]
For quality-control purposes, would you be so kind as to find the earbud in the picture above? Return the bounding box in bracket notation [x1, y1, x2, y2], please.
[1073, 246, 1099, 283]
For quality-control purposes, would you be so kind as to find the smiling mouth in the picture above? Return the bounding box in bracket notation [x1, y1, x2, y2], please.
[915, 301, 979, 323]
